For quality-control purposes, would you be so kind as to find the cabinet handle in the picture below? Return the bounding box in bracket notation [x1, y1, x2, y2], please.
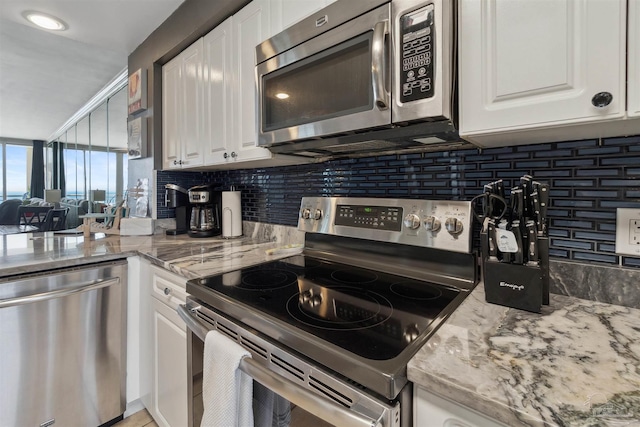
[164, 287, 172, 295]
[231, 152, 237, 158]
[223, 152, 229, 159]
[173, 160, 178, 165]
[592, 92, 613, 108]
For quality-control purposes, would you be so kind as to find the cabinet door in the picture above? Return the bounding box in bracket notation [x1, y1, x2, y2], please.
[203, 18, 235, 164]
[459, 0, 626, 137]
[162, 56, 182, 170]
[270, 0, 330, 34]
[629, 0, 640, 118]
[232, 0, 274, 163]
[152, 297, 188, 427]
[180, 40, 204, 168]
[414, 387, 508, 427]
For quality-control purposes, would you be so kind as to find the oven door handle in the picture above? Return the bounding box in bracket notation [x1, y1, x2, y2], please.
[178, 304, 383, 427]
[372, 20, 389, 111]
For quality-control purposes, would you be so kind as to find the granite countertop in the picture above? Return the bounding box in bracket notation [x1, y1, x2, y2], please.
[408, 284, 640, 427]
[0, 221, 304, 279]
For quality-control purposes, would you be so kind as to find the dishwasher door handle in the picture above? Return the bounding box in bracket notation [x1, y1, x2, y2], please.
[0, 277, 120, 308]
[177, 304, 382, 427]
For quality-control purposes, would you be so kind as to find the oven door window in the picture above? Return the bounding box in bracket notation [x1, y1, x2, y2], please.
[262, 32, 374, 132]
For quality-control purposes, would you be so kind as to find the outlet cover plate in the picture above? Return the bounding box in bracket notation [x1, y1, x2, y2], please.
[615, 208, 640, 256]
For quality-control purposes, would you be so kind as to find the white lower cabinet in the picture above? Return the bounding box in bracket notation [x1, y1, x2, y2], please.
[414, 386, 508, 427]
[141, 264, 188, 427]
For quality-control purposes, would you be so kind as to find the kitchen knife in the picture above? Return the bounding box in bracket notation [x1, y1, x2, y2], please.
[530, 190, 543, 236]
[498, 219, 512, 263]
[526, 220, 539, 265]
[484, 183, 495, 219]
[512, 220, 524, 264]
[538, 183, 550, 236]
[511, 188, 524, 223]
[520, 175, 534, 218]
[487, 219, 498, 261]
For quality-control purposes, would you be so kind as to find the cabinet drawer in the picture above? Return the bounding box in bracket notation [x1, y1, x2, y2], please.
[150, 265, 188, 309]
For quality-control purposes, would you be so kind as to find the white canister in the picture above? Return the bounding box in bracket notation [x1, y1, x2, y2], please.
[221, 190, 242, 238]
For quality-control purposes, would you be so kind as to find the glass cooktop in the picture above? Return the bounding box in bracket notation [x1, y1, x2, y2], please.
[189, 254, 460, 360]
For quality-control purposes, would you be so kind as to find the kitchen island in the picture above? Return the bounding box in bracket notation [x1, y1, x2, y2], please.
[2, 224, 638, 427]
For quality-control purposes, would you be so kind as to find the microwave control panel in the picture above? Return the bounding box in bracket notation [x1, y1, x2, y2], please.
[400, 4, 435, 103]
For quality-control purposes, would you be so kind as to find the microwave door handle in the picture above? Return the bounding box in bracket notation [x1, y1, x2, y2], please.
[371, 20, 389, 110]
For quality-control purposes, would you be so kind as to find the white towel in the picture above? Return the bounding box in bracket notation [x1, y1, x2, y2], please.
[201, 330, 254, 427]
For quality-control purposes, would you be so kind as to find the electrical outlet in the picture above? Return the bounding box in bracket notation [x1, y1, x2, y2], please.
[616, 208, 640, 256]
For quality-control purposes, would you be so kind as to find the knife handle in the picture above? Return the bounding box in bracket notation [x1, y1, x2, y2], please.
[512, 220, 524, 264]
[526, 220, 539, 264]
[487, 220, 498, 260]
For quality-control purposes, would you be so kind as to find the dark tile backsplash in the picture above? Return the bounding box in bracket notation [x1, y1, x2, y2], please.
[156, 134, 640, 268]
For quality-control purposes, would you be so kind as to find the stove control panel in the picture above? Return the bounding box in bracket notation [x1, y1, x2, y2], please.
[298, 197, 473, 253]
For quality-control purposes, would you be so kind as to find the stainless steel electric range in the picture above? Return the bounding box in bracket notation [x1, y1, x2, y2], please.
[179, 197, 477, 427]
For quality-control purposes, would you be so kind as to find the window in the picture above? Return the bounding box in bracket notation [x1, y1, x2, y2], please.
[0, 141, 32, 202]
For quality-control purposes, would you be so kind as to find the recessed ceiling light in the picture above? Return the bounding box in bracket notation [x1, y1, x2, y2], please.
[22, 11, 68, 31]
[275, 93, 290, 99]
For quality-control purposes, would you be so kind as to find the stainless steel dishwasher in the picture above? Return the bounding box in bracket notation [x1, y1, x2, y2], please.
[0, 260, 127, 427]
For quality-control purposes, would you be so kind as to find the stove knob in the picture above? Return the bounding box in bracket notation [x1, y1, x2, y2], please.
[314, 209, 323, 220]
[310, 294, 322, 308]
[445, 217, 464, 235]
[403, 213, 421, 230]
[301, 208, 311, 219]
[403, 324, 420, 344]
[299, 290, 312, 305]
[423, 216, 441, 232]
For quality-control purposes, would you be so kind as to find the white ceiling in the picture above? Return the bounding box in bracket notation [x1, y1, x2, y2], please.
[0, 0, 185, 143]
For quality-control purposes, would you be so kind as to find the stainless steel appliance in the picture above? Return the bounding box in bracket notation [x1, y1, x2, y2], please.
[179, 197, 477, 427]
[188, 184, 221, 238]
[256, 0, 463, 158]
[0, 260, 127, 427]
[165, 184, 190, 235]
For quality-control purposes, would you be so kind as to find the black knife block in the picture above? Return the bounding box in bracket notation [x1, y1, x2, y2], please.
[481, 232, 549, 313]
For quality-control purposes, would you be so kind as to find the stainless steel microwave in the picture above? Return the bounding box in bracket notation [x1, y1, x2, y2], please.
[256, 0, 461, 158]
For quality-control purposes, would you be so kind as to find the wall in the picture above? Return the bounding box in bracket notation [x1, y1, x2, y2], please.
[157, 134, 640, 270]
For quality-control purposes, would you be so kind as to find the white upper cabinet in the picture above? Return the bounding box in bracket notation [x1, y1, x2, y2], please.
[162, 40, 205, 169]
[270, 0, 335, 34]
[459, 0, 635, 147]
[202, 17, 234, 164]
[629, 0, 640, 117]
[230, 0, 274, 162]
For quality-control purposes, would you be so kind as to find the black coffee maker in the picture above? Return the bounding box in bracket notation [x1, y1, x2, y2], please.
[188, 184, 222, 238]
[165, 184, 189, 235]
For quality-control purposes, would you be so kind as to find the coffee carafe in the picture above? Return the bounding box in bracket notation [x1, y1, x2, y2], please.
[188, 184, 221, 238]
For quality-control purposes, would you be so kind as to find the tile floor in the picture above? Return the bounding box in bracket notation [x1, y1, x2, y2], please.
[113, 409, 158, 427]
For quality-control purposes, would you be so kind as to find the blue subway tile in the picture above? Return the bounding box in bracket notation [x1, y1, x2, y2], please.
[578, 146, 622, 156]
[551, 239, 593, 250]
[600, 200, 640, 209]
[575, 168, 621, 177]
[600, 156, 640, 166]
[557, 139, 598, 149]
[573, 252, 618, 264]
[515, 160, 552, 168]
[575, 210, 616, 220]
[535, 149, 572, 158]
[574, 190, 619, 198]
[554, 159, 596, 167]
[573, 231, 615, 241]
[553, 179, 595, 187]
[551, 219, 594, 229]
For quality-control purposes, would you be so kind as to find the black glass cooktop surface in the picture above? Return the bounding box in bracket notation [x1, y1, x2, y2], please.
[190, 255, 460, 360]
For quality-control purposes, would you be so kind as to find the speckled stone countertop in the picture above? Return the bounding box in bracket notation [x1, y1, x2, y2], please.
[0, 221, 304, 278]
[408, 284, 640, 427]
